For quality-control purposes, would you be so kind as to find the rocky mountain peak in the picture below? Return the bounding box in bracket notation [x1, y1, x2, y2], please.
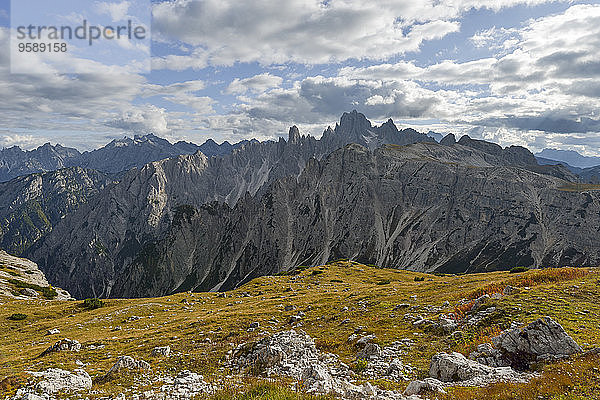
[288, 125, 301, 144]
[440, 133, 456, 145]
[336, 110, 372, 136]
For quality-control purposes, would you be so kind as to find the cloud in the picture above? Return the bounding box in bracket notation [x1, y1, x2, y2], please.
[151, 0, 462, 66]
[95, 1, 131, 21]
[226, 73, 283, 95]
[470, 26, 517, 49]
[152, 53, 208, 71]
[0, 133, 49, 150]
[106, 105, 170, 134]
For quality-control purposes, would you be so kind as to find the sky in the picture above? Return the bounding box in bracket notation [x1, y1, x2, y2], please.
[1, 0, 600, 155]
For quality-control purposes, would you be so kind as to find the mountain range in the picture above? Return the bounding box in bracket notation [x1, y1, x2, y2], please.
[0, 111, 591, 299]
[0, 134, 250, 182]
[536, 148, 600, 169]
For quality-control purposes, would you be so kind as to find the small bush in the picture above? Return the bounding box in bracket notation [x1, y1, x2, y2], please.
[351, 358, 369, 373]
[82, 298, 104, 310]
[376, 279, 391, 285]
[330, 279, 343, 283]
[311, 270, 324, 276]
[8, 313, 27, 321]
[414, 276, 425, 282]
[510, 266, 529, 273]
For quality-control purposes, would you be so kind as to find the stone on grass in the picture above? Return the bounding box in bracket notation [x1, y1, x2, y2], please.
[29, 368, 92, 394]
[429, 352, 494, 382]
[152, 346, 171, 357]
[41, 339, 81, 356]
[403, 378, 446, 395]
[106, 356, 150, 378]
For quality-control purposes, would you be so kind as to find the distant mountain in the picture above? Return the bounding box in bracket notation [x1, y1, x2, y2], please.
[427, 131, 444, 142]
[0, 167, 110, 255]
[0, 134, 249, 182]
[536, 149, 600, 169]
[197, 138, 254, 158]
[0, 143, 81, 182]
[535, 155, 600, 184]
[26, 111, 597, 299]
[74, 134, 200, 174]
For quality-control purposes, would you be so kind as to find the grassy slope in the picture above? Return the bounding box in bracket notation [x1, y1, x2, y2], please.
[1, 261, 599, 399]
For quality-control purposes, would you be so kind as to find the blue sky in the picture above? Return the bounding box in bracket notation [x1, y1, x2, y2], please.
[1, 0, 600, 155]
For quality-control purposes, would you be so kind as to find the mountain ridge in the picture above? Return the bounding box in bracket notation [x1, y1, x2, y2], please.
[0, 134, 249, 182]
[24, 112, 600, 299]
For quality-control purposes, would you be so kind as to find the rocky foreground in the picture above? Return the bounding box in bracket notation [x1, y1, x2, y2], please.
[1, 261, 599, 399]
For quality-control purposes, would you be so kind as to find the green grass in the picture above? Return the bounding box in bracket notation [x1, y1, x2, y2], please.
[209, 381, 335, 400]
[0, 262, 599, 399]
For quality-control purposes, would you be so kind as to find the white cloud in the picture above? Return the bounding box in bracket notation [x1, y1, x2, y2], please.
[226, 73, 283, 95]
[152, 53, 208, 71]
[470, 26, 517, 49]
[106, 105, 170, 134]
[0, 133, 49, 150]
[151, 0, 566, 67]
[95, 1, 131, 21]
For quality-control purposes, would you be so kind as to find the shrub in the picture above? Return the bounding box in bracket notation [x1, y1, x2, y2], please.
[351, 358, 368, 374]
[330, 279, 343, 283]
[376, 279, 391, 285]
[510, 266, 529, 273]
[414, 276, 425, 282]
[311, 270, 324, 276]
[82, 298, 104, 310]
[8, 313, 27, 321]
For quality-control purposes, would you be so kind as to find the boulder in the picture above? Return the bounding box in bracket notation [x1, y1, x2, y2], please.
[106, 356, 150, 377]
[29, 368, 92, 394]
[429, 352, 494, 382]
[491, 316, 582, 368]
[152, 346, 171, 357]
[41, 339, 81, 356]
[356, 343, 382, 360]
[469, 343, 508, 367]
[403, 378, 446, 395]
[356, 334, 376, 348]
[438, 317, 458, 333]
[20, 288, 39, 298]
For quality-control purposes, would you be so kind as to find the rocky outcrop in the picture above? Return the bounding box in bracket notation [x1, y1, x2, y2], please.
[41, 339, 81, 356]
[470, 316, 583, 369]
[158, 370, 215, 399]
[231, 330, 419, 399]
[430, 352, 496, 382]
[30, 368, 92, 394]
[105, 356, 150, 378]
[0, 250, 72, 300]
[152, 346, 171, 357]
